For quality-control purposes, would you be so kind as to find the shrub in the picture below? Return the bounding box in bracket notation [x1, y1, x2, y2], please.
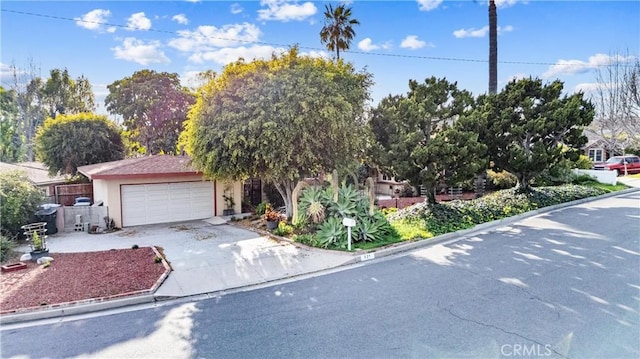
[390, 219, 432, 241]
[573, 155, 594, 169]
[486, 169, 517, 189]
[0, 171, 45, 238]
[390, 184, 608, 236]
[154, 256, 163, 263]
[274, 221, 294, 236]
[255, 202, 268, 216]
[131, 244, 139, 249]
[533, 158, 575, 186]
[0, 235, 17, 263]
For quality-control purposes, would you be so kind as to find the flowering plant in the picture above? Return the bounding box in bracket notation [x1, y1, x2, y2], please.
[263, 209, 283, 222]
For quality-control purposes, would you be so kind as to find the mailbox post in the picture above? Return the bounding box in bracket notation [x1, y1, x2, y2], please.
[342, 217, 356, 251]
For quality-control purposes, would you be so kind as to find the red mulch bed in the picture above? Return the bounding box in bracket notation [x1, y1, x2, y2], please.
[0, 247, 168, 314]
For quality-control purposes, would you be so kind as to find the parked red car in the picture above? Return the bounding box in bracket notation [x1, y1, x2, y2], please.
[593, 155, 640, 176]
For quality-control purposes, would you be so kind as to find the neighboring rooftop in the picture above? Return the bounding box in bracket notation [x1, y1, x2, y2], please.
[77, 155, 201, 180]
[0, 161, 66, 186]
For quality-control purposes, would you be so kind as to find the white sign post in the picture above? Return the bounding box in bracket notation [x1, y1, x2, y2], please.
[342, 217, 356, 251]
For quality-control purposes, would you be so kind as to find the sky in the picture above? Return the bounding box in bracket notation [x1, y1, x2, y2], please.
[1, 0, 639, 116]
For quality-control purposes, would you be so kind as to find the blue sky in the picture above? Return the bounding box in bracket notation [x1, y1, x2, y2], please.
[1, 0, 639, 116]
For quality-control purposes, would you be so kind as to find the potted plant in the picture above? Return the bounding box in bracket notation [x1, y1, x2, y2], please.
[263, 208, 282, 230]
[223, 194, 235, 216]
[222, 183, 236, 216]
[29, 230, 49, 261]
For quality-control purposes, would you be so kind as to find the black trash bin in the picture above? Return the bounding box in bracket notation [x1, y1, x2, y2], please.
[34, 207, 58, 235]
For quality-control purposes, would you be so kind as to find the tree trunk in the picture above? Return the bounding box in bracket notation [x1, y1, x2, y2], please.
[489, 0, 498, 94]
[273, 179, 296, 218]
[516, 173, 532, 192]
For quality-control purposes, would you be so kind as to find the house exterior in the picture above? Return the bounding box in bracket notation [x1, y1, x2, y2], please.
[77, 155, 242, 228]
[582, 139, 611, 163]
[0, 161, 67, 200]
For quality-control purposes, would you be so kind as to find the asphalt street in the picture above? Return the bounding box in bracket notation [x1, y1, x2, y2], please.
[1, 191, 639, 359]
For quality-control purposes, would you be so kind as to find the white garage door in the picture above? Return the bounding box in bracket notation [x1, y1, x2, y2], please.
[121, 181, 214, 227]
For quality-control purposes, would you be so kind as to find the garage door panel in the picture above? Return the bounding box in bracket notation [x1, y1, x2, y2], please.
[122, 181, 214, 227]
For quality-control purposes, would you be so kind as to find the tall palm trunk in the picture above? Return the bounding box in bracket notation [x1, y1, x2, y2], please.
[489, 0, 497, 94]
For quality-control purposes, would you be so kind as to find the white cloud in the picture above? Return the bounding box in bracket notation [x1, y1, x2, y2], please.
[358, 38, 379, 52]
[0, 63, 14, 82]
[126, 12, 152, 31]
[185, 0, 201, 3]
[543, 53, 636, 78]
[453, 25, 513, 38]
[112, 38, 170, 65]
[231, 3, 243, 14]
[401, 35, 432, 50]
[417, 0, 443, 11]
[75, 9, 115, 33]
[258, 0, 317, 22]
[169, 23, 261, 52]
[494, 0, 527, 8]
[172, 14, 189, 25]
[188, 45, 284, 65]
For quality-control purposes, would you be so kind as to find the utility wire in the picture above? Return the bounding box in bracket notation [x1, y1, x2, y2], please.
[1, 8, 634, 67]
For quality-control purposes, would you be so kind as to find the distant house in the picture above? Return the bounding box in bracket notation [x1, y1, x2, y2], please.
[582, 139, 609, 163]
[77, 155, 243, 228]
[0, 161, 67, 200]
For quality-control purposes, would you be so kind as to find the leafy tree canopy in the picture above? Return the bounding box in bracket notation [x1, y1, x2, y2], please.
[105, 70, 196, 155]
[42, 68, 95, 119]
[35, 113, 125, 176]
[370, 77, 485, 203]
[478, 77, 594, 190]
[182, 47, 373, 216]
[0, 171, 44, 238]
[0, 86, 25, 162]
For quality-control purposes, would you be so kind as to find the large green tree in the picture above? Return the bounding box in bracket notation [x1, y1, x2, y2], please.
[320, 4, 360, 61]
[182, 47, 373, 216]
[478, 78, 594, 191]
[35, 113, 124, 176]
[0, 86, 25, 162]
[370, 77, 485, 203]
[8, 64, 95, 161]
[105, 70, 196, 155]
[42, 68, 95, 119]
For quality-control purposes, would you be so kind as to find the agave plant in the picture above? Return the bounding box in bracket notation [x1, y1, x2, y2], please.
[316, 217, 347, 248]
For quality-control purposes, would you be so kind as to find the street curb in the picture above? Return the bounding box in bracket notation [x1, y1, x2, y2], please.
[0, 294, 155, 325]
[2, 188, 636, 325]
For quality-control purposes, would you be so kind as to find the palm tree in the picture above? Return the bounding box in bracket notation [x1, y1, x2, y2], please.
[320, 4, 360, 61]
[489, 0, 497, 94]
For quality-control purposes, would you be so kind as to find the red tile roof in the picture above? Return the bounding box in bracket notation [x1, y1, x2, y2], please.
[77, 155, 202, 180]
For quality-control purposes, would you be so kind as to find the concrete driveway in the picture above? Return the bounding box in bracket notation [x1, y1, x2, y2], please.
[19, 220, 353, 299]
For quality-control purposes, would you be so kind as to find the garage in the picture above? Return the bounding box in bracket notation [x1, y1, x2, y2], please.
[78, 155, 243, 228]
[121, 181, 214, 227]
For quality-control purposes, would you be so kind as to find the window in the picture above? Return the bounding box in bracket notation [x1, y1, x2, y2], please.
[588, 148, 603, 162]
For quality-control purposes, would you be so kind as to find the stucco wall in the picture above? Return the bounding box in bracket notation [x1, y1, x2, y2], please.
[93, 175, 219, 228]
[215, 180, 242, 216]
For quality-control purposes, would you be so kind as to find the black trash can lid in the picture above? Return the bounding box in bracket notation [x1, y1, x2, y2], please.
[35, 207, 57, 216]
